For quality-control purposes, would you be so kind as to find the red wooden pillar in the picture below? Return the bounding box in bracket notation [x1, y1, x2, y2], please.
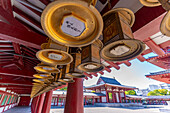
[42, 90, 53, 113]
[57, 97, 59, 106]
[85, 96, 87, 105]
[124, 92, 126, 103]
[140, 99, 142, 103]
[105, 87, 109, 103]
[112, 91, 115, 103]
[60, 97, 63, 107]
[118, 92, 122, 103]
[33, 96, 40, 113]
[64, 78, 84, 113]
[36, 93, 46, 113]
[100, 97, 102, 103]
[92, 96, 94, 105]
[31, 98, 35, 112]
[53, 97, 56, 106]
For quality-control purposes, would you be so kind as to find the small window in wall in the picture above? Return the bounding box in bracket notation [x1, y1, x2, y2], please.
[1, 95, 8, 106]
[7, 96, 12, 105]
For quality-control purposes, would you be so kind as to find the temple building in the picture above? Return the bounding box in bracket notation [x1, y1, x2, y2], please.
[52, 76, 138, 105]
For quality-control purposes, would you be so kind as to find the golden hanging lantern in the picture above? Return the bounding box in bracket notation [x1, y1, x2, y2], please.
[139, 0, 170, 37]
[36, 49, 73, 66]
[41, 0, 103, 47]
[139, 0, 161, 7]
[77, 39, 104, 72]
[33, 73, 54, 79]
[57, 65, 75, 83]
[160, 11, 170, 37]
[34, 66, 60, 74]
[33, 78, 50, 83]
[66, 53, 85, 78]
[100, 8, 145, 62]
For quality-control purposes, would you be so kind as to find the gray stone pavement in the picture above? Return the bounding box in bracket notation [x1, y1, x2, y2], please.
[50, 107, 164, 113]
[4, 106, 31, 113]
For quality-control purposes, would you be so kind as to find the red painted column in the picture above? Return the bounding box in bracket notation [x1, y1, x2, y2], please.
[124, 92, 126, 103]
[118, 92, 122, 103]
[92, 97, 94, 105]
[60, 97, 63, 107]
[33, 96, 40, 113]
[64, 78, 84, 113]
[42, 90, 53, 113]
[100, 97, 102, 103]
[53, 97, 56, 106]
[105, 87, 109, 103]
[85, 96, 87, 105]
[112, 91, 115, 103]
[36, 93, 46, 113]
[140, 99, 142, 103]
[57, 97, 59, 106]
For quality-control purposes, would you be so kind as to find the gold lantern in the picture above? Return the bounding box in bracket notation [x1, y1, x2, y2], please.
[139, 0, 170, 37]
[139, 0, 161, 7]
[66, 53, 85, 78]
[34, 65, 60, 74]
[58, 65, 75, 83]
[100, 8, 145, 62]
[33, 73, 54, 79]
[36, 49, 73, 66]
[41, 0, 103, 47]
[77, 39, 104, 72]
[37, 39, 73, 66]
[160, 11, 170, 37]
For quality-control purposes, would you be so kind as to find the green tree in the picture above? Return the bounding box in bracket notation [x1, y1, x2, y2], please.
[147, 89, 168, 96]
[60, 87, 67, 90]
[125, 90, 136, 95]
[147, 91, 157, 96]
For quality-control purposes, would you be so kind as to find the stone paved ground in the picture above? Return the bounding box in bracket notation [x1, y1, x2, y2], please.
[4, 106, 31, 113]
[50, 107, 164, 113]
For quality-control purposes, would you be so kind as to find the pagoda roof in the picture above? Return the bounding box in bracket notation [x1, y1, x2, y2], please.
[100, 76, 121, 85]
[146, 70, 170, 84]
[146, 69, 170, 76]
[85, 83, 137, 90]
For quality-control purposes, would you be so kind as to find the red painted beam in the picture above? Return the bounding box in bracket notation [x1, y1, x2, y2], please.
[104, 66, 111, 73]
[134, 12, 166, 41]
[132, 6, 165, 32]
[122, 61, 131, 67]
[0, 67, 35, 78]
[137, 55, 146, 62]
[83, 72, 93, 79]
[105, 61, 120, 70]
[98, 71, 104, 75]
[12, 43, 24, 68]
[0, 22, 46, 49]
[144, 37, 165, 56]
[0, 6, 26, 29]
[91, 72, 98, 77]
[0, 80, 32, 86]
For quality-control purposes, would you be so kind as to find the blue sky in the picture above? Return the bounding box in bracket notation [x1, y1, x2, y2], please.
[84, 53, 165, 89]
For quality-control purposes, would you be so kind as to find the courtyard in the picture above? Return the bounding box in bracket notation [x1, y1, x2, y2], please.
[50, 107, 165, 113]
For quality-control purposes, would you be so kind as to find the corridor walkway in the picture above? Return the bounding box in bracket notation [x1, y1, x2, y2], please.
[4, 106, 31, 113]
